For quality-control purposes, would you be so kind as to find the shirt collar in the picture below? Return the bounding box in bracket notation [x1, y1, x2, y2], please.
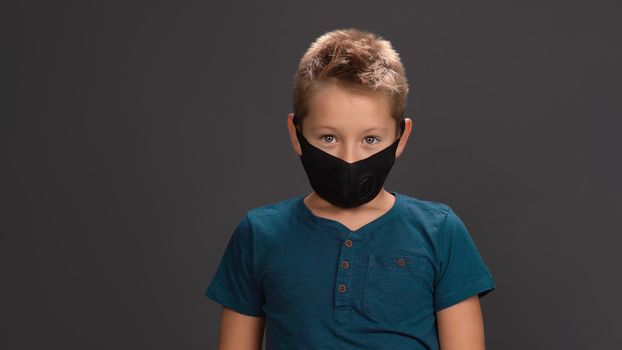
[295, 190, 402, 241]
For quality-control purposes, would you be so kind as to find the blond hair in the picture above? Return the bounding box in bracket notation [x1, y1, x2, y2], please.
[292, 28, 410, 132]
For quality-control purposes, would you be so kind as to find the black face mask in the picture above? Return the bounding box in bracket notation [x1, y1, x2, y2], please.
[293, 114, 406, 208]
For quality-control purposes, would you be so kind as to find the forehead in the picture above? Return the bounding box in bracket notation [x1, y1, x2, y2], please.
[305, 82, 393, 129]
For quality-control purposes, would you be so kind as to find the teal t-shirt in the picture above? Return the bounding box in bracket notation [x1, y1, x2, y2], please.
[205, 190, 495, 349]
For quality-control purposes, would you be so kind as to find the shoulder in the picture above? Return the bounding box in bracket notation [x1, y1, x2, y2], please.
[396, 192, 452, 231]
[243, 195, 302, 233]
[395, 192, 474, 252]
[397, 193, 480, 261]
[236, 196, 304, 262]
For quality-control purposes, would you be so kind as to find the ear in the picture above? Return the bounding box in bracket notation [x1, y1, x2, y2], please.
[287, 113, 302, 156]
[395, 117, 413, 158]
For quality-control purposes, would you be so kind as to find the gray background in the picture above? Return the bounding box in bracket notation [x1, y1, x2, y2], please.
[1, 0, 620, 349]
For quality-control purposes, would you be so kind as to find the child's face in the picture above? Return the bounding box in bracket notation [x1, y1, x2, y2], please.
[288, 82, 412, 163]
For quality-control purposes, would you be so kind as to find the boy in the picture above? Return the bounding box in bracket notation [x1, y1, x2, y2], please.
[205, 28, 495, 349]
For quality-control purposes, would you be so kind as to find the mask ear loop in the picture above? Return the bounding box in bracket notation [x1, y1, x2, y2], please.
[292, 114, 303, 135]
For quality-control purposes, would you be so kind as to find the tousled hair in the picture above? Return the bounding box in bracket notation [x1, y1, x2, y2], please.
[292, 28, 410, 134]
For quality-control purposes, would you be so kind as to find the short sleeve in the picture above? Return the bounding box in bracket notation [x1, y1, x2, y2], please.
[433, 207, 495, 311]
[204, 214, 265, 316]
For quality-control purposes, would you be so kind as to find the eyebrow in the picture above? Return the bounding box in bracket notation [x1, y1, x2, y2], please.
[311, 126, 389, 133]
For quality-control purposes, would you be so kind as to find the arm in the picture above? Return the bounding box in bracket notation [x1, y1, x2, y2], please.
[217, 306, 265, 350]
[436, 295, 486, 350]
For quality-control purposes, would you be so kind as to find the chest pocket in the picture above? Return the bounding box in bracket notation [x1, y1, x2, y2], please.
[362, 254, 428, 324]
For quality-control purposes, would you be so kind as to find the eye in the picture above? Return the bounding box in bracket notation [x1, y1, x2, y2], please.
[363, 136, 381, 145]
[320, 135, 336, 143]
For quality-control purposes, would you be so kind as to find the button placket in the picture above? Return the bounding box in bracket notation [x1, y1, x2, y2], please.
[334, 234, 360, 325]
[334, 235, 357, 309]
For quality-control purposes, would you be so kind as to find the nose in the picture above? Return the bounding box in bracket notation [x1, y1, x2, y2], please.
[337, 142, 361, 164]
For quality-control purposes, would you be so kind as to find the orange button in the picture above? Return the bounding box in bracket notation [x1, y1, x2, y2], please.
[338, 284, 347, 293]
[345, 239, 353, 248]
[341, 260, 349, 269]
[396, 257, 406, 267]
